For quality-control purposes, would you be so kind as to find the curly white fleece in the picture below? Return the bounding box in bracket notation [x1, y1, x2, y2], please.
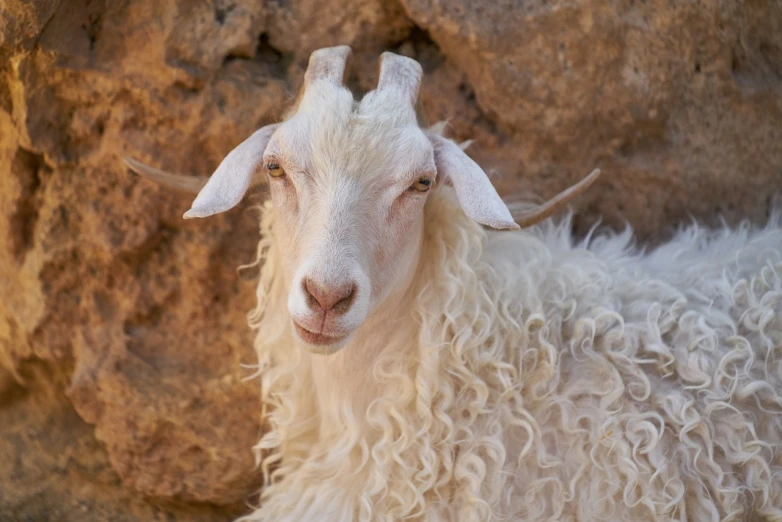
[239, 187, 782, 522]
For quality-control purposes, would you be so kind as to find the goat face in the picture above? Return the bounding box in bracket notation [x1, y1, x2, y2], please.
[263, 69, 438, 353]
[135, 46, 519, 355]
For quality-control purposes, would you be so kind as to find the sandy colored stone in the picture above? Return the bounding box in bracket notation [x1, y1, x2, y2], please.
[1, 0, 781, 520]
[401, 0, 782, 241]
[0, 360, 248, 521]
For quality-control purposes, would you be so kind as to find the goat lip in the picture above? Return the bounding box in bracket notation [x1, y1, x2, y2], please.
[292, 321, 349, 347]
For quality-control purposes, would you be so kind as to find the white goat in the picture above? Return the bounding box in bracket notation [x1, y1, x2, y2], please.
[126, 46, 782, 522]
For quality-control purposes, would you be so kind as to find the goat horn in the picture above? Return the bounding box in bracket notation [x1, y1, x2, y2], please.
[376, 52, 423, 106]
[512, 168, 602, 228]
[124, 157, 207, 194]
[125, 157, 270, 198]
[304, 45, 352, 87]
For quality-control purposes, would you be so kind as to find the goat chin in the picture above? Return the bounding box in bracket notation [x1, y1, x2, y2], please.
[290, 319, 350, 351]
[239, 187, 782, 522]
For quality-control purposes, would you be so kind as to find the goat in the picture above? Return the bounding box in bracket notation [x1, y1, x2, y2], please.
[125, 46, 782, 522]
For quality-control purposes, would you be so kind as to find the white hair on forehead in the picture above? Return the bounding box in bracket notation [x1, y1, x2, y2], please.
[281, 82, 431, 185]
[346, 128, 432, 184]
[349, 97, 433, 182]
[358, 88, 419, 127]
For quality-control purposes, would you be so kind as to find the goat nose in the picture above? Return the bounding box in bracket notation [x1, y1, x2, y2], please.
[303, 279, 357, 314]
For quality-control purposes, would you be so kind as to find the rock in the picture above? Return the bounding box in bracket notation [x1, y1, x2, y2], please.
[401, 0, 782, 241]
[0, 359, 249, 521]
[1, 0, 780, 519]
[0, 0, 286, 514]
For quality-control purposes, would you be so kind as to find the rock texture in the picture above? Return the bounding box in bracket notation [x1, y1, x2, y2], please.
[1, 0, 780, 520]
[0, 360, 249, 522]
[404, 0, 782, 237]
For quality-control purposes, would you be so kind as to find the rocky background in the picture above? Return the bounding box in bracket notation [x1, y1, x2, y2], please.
[1, 0, 780, 520]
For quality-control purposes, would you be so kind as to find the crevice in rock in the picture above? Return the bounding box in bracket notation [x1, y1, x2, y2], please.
[214, 4, 235, 26]
[254, 33, 282, 63]
[458, 81, 477, 103]
[254, 33, 293, 77]
[10, 147, 50, 263]
[391, 25, 444, 73]
[81, 8, 102, 51]
[222, 32, 292, 80]
[0, 71, 12, 114]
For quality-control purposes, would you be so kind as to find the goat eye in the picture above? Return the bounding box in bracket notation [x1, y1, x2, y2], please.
[266, 162, 285, 178]
[411, 176, 432, 192]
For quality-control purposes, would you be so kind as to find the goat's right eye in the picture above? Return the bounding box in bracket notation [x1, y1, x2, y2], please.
[266, 162, 285, 178]
[410, 176, 432, 192]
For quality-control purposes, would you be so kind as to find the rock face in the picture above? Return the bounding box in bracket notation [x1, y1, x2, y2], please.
[403, 0, 782, 238]
[1, 0, 780, 520]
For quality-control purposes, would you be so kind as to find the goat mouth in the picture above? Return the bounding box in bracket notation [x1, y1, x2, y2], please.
[292, 321, 348, 348]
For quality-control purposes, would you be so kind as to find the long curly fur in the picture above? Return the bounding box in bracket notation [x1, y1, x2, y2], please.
[240, 186, 782, 522]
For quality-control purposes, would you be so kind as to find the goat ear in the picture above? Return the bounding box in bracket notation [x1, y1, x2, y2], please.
[183, 123, 279, 219]
[428, 133, 520, 231]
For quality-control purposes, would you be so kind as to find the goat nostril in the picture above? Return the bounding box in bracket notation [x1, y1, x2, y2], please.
[332, 284, 356, 314]
[303, 279, 356, 314]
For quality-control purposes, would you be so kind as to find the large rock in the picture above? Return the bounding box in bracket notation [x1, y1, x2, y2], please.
[402, 0, 782, 239]
[0, 359, 249, 521]
[1, 0, 780, 520]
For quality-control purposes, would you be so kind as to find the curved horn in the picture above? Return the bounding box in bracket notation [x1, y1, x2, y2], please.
[304, 45, 352, 88]
[510, 168, 602, 228]
[376, 52, 423, 106]
[124, 157, 207, 194]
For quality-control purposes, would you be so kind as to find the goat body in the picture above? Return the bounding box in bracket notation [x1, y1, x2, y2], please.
[248, 190, 782, 522]
[125, 46, 782, 521]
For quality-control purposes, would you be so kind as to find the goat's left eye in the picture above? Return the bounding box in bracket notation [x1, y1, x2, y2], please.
[411, 176, 432, 192]
[266, 162, 285, 178]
